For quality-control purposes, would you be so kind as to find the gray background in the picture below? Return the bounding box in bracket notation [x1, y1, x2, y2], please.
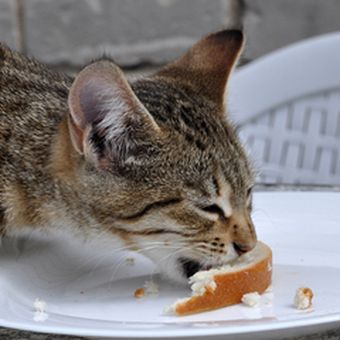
[1, 0, 340, 73]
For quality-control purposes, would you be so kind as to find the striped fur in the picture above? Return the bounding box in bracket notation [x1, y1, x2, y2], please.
[0, 30, 256, 283]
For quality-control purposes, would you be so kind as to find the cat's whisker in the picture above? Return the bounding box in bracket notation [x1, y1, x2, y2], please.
[74, 239, 187, 272]
[106, 242, 186, 274]
[107, 244, 187, 285]
[73, 242, 174, 278]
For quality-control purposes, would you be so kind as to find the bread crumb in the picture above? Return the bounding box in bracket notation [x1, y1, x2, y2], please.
[134, 280, 159, 299]
[33, 298, 48, 322]
[33, 311, 48, 322]
[189, 270, 218, 296]
[33, 298, 47, 313]
[294, 287, 313, 310]
[134, 288, 145, 298]
[125, 257, 135, 265]
[241, 292, 261, 307]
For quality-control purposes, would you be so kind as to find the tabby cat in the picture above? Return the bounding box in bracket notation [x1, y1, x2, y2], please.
[0, 30, 256, 283]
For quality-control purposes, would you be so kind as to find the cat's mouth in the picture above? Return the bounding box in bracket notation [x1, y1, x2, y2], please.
[179, 257, 212, 279]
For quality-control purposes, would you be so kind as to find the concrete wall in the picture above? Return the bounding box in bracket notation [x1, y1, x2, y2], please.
[0, 0, 18, 50]
[0, 0, 340, 71]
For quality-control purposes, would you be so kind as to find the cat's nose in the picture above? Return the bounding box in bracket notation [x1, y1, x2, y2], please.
[233, 242, 255, 256]
[229, 211, 257, 255]
[232, 225, 257, 256]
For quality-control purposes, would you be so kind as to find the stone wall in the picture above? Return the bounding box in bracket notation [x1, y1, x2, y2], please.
[1, 0, 340, 71]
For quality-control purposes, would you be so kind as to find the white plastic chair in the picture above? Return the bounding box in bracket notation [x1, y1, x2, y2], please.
[229, 32, 340, 185]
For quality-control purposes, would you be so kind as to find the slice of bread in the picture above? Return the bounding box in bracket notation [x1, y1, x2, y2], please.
[169, 241, 272, 315]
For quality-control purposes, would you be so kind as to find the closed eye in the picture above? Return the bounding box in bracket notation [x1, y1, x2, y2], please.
[119, 198, 182, 220]
[201, 204, 225, 216]
[201, 204, 227, 220]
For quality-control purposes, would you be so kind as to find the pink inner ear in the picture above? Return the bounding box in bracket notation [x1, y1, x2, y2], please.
[78, 78, 111, 126]
[69, 63, 119, 131]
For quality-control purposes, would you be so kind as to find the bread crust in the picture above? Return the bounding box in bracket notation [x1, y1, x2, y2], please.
[174, 242, 272, 315]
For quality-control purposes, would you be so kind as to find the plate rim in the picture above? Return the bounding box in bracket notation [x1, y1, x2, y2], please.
[1, 310, 340, 338]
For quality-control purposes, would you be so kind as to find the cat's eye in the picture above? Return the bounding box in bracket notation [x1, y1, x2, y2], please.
[200, 204, 228, 222]
[201, 204, 224, 216]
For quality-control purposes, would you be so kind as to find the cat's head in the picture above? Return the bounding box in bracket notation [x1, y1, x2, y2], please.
[67, 30, 256, 283]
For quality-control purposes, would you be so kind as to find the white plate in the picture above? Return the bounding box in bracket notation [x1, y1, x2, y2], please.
[1, 192, 340, 339]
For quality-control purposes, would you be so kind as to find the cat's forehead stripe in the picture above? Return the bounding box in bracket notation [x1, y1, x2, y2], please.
[212, 176, 220, 197]
[214, 174, 233, 218]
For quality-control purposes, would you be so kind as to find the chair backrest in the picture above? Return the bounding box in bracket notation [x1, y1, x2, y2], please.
[228, 32, 340, 185]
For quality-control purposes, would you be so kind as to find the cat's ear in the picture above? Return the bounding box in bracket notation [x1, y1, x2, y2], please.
[157, 29, 244, 107]
[68, 60, 161, 167]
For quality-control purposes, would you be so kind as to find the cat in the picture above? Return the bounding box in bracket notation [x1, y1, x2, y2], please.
[0, 29, 256, 283]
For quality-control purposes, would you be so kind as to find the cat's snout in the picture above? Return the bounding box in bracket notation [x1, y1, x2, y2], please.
[229, 211, 257, 255]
